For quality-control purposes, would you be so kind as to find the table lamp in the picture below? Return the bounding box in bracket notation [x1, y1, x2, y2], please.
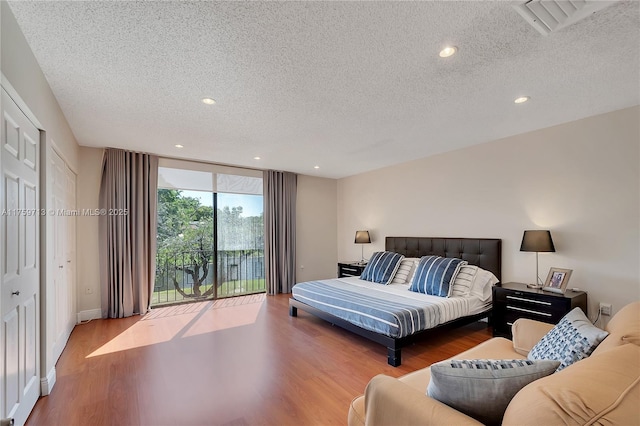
[520, 230, 555, 289]
[354, 231, 371, 265]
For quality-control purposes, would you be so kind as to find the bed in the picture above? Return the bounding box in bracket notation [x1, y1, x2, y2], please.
[288, 236, 502, 366]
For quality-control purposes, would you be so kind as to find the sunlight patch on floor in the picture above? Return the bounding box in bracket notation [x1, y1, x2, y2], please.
[86, 294, 265, 358]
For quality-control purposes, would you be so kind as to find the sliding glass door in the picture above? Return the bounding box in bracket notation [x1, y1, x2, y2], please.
[216, 193, 264, 297]
[153, 163, 264, 306]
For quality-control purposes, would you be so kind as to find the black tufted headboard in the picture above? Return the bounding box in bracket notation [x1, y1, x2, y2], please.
[385, 237, 502, 282]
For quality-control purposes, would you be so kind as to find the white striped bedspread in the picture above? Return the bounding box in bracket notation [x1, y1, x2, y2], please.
[291, 277, 471, 339]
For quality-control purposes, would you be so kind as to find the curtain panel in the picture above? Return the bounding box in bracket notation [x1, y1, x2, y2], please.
[99, 148, 159, 318]
[264, 170, 297, 295]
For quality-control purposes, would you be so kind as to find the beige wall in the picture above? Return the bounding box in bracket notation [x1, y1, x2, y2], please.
[296, 174, 338, 282]
[337, 106, 640, 321]
[1, 2, 80, 391]
[75, 147, 103, 313]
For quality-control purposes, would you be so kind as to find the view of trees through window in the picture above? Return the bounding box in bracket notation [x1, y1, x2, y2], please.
[153, 188, 264, 306]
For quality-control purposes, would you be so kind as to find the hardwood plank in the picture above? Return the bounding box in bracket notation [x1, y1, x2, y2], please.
[26, 294, 492, 425]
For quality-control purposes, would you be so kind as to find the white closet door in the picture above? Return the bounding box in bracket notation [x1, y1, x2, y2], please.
[1, 89, 40, 426]
[64, 164, 76, 335]
[50, 149, 76, 365]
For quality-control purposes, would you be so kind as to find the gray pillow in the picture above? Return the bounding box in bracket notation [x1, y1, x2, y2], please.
[427, 358, 560, 426]
[528, 307, 609, 371]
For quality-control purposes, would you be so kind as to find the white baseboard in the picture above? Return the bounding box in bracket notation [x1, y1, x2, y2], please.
[77, 308, 102, 323]
[41, 367, 56, 395]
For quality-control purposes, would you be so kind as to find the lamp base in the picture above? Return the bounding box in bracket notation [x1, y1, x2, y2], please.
[526, 283, 542, 289]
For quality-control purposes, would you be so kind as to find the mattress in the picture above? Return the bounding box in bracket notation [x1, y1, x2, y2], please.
[291, 277, 488, 339]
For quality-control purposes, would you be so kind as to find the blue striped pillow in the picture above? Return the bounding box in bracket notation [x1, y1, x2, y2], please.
[360, 251, 405, 285]
[410, 256, 467, 297]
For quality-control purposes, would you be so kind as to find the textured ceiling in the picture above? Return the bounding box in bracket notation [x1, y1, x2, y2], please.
[7, 1, 640, 179]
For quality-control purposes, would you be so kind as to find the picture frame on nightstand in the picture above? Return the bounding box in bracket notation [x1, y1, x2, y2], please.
[543, 267, 572, 294]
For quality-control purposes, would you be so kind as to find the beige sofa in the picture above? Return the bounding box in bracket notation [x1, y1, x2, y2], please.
[348, 301, 640, 426]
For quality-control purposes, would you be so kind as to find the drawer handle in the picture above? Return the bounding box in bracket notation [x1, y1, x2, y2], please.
[507, 305, 552, 317]
[342, 267, 358, 272]
[506, 295, 551, 306]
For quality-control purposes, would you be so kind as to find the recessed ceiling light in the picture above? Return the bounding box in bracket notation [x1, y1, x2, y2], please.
[175, 144, 184, 148]
[254, 156, 261, 160]
[514, 96, 530, 104]
[202, 98, 216, 105]
[314, 166, 320, 169]
[439, 46, 457, 58]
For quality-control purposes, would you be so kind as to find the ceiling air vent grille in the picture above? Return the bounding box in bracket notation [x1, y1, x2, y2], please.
[513, 0, 619, 35]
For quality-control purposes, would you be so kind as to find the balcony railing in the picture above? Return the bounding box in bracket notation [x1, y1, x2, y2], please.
[152, 249, 265, 306]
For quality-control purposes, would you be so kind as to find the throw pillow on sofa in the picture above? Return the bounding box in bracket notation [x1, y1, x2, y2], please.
[528, 307, 609, 371]
[427, 358, 560, 426]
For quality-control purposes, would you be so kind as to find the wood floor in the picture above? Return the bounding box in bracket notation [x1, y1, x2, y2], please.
[26, 294, 492, 426]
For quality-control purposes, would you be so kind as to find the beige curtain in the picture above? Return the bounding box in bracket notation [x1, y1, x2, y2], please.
[264, 170, 297, 295]
[99, 148, 158, 318]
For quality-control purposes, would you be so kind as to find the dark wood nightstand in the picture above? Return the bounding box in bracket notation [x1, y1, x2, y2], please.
[492, 282, 587, 339]
[338, 262, 367, 278]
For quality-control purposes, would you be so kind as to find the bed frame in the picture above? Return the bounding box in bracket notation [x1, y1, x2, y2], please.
[288, 236, 502, 366]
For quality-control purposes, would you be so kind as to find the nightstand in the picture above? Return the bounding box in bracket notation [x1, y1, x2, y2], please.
[338, 262, 367, 278]
[492, 282, 587, 338]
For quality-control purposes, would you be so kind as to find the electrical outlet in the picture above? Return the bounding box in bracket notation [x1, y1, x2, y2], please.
[599, 303, 612, 316]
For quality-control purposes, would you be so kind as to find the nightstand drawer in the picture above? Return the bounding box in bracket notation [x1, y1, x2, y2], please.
[338, 262, 366, 278]
[503, 308, 552, 324]
[341, 266, 362, 275]
[495, 290, 554, 306]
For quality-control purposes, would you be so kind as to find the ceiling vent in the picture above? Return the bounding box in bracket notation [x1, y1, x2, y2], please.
[513, 0, 619, 35]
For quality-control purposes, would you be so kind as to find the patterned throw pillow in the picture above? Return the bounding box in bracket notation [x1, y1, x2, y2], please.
[528, 307, 609, 371]
[390, 257, 420, 284]
[450, 265, 478, 297]
[409, 256, 467, 297]
[428, 358, 560, 426]
[359, 251, 404, 285]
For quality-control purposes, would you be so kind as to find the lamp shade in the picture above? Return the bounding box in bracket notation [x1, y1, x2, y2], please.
[520, 230, 555, 252]
[354, 230, 371, 244]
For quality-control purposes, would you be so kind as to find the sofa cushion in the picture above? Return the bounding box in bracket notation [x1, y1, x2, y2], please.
[428, 359, 560, 426]
[593, 301, 640, 355]
[528, 307, 608, 371]
[448, 336, 524, 362]
[511, 318, 555, 356]
[503, 343, 640, 426]
[348, 395, 365, 426]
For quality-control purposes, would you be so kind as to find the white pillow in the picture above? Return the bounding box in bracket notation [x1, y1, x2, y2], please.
[450, 265, 478, 297]
[470, 267, 499, 301]
[390, 257, 420, 284]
